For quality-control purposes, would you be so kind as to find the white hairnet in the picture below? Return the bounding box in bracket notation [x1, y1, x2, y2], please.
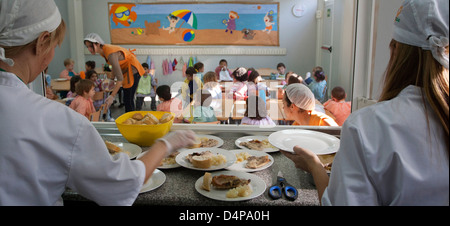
[0, 0, 62, 66]
[285, 83, 315, 111]
[393, 0, 449, 69]
[84, 33, 105, 45]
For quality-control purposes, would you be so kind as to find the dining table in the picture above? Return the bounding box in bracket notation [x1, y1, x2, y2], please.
[62, 123, 341, 206]
[51, 79, 70, 91]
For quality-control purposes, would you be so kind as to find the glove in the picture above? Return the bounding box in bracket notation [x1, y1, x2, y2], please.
[105, 95, 115, 107]
[157, 130, 196, 155]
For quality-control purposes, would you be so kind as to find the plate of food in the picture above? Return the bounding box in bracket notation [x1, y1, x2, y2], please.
[226, 149, 274, 172]
[235, 136, 279, 153]
[105, 140, 142, 159]
[195, 170, 266, 201]
[139, 169, 166, 193]
[188, 135, 224, 148]
[137, 150, 182, 169]
[158, 150, 182, 169]
[268, 129, 340, 154]
[175, 148, 236, 171]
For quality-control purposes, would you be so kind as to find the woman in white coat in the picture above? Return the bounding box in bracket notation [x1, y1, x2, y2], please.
[282, 0, 449, 205]
[0, 0, 195, 206]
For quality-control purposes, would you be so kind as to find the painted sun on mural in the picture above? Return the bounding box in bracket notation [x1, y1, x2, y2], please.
[108, 2, 279, 46]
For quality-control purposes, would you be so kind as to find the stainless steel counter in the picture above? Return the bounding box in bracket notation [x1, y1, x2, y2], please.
[62, 123, 340, 206]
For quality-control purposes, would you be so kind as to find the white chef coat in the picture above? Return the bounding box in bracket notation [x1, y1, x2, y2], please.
[322, 85, 449, 206]
[0, 71, 145, 206]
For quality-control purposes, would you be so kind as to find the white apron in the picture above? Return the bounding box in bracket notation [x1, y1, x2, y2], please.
[0, 71, 145, 206]
[322, 85, 449, 205]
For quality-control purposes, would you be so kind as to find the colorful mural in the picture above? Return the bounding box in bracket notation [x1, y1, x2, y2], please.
[108, 2, 279, 46]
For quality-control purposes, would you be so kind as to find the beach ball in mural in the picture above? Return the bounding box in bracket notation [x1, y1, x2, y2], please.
[182, 29, 195, 42]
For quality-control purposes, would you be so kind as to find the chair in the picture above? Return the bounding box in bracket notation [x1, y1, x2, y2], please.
[93, 91, 105, 101]
[89, 104, 105, 122]
[193, 121, 221, 124]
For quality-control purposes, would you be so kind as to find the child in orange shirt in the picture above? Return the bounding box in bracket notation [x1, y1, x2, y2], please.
[323, 86, 352, 126]
[69, 79, 96, 119]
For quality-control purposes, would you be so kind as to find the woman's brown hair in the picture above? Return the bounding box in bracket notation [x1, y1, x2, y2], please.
[380, 39, 449, 145]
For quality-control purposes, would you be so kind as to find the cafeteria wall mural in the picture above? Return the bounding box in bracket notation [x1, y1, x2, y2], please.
[108, 2, 279, 46]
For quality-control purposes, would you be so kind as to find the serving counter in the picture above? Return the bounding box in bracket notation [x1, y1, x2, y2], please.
[62, 123, 341, 206]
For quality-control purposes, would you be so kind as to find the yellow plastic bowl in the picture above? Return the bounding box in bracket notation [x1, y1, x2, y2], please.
[115, 111, 175, 146]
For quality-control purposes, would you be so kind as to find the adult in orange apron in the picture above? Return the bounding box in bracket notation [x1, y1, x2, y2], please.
[84, 33, 144, 112]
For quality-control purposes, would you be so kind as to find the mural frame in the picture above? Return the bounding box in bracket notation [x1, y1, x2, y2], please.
[108, 1, 280, 46]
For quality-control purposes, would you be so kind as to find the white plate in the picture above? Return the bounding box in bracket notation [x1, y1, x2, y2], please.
[190, 135, 224, 148]
[195, 170, 266, 201]
[54, 78, 68, 81]
[112, 142, 142, 159]
[235, 135, 279, 153]
[175, 148, 236, 171]
[137, 151, 182, 169]
[226, 149, 274, 172]
[139, 169, 166, 193]
[268, 129, 340, 154]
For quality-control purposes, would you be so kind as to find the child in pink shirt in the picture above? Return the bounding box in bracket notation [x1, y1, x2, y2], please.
[227, 67, 248, 101]
[69, 79, 96, 119]
[323, 86, 352, 126]
[156, 85, 184, 123]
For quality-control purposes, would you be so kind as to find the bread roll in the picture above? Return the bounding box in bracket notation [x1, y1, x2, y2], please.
[159, 113, 173, 123]
[144, 113, 159, 124]
[191, 155, 212, 169]
[142, 117, 155, 125]
[189, 137, 202, 149]
[132, 113, 144, 120]
[202, 172, 212, 191]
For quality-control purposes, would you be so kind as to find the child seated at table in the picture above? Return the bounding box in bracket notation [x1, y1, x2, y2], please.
[270, 62, 287, 81]
[156, 85, 184, 123]
[188, 89, 217, 123]
[202, 71, 222, 112]
[79, 60, 95, 79]
[247, 68, 269, 103]
[241, 95, 276, 126]
[227, 67, 248, 101]
[323, 86, 352, 126]
[181, 67, 203, 106]
[69, 79, 96, 119]
[194, 62, 205, 83]
[215, 59, 233, 81]
[65, 75, 81, 104]
[59, 58, 79, 79]
[85, 70, 103, 108]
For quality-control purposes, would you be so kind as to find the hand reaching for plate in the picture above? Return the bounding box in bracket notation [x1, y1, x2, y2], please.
[281, 145, 322, 173]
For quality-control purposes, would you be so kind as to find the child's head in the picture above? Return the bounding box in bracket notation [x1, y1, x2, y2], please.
[156, 85, 171, 101]
[231, 67, 248, 82]
[185, 67, 196, 80]
[169, 14, 178, 22]
[203, 71, 217, 84]
[85, 70, 98, 81]
[193, 89, 212, 107]
[331, 86, 346, 101]
[64, 58, 74, 70]
[312, 66, 323, 76]
[75, 79, 95, 98]
[287, 74, 302, 85]
[245, 95, 267, 120]
[277, 63, 286, 75]
[219, 59, 228, 69]
[142, 63, 149, 75]
[194, 62, 204, 73]
[69, 75, 82, 93]
[247, 68, 261, 83]
[314, 70, 326, 82]
[85, 61, 96, 71]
